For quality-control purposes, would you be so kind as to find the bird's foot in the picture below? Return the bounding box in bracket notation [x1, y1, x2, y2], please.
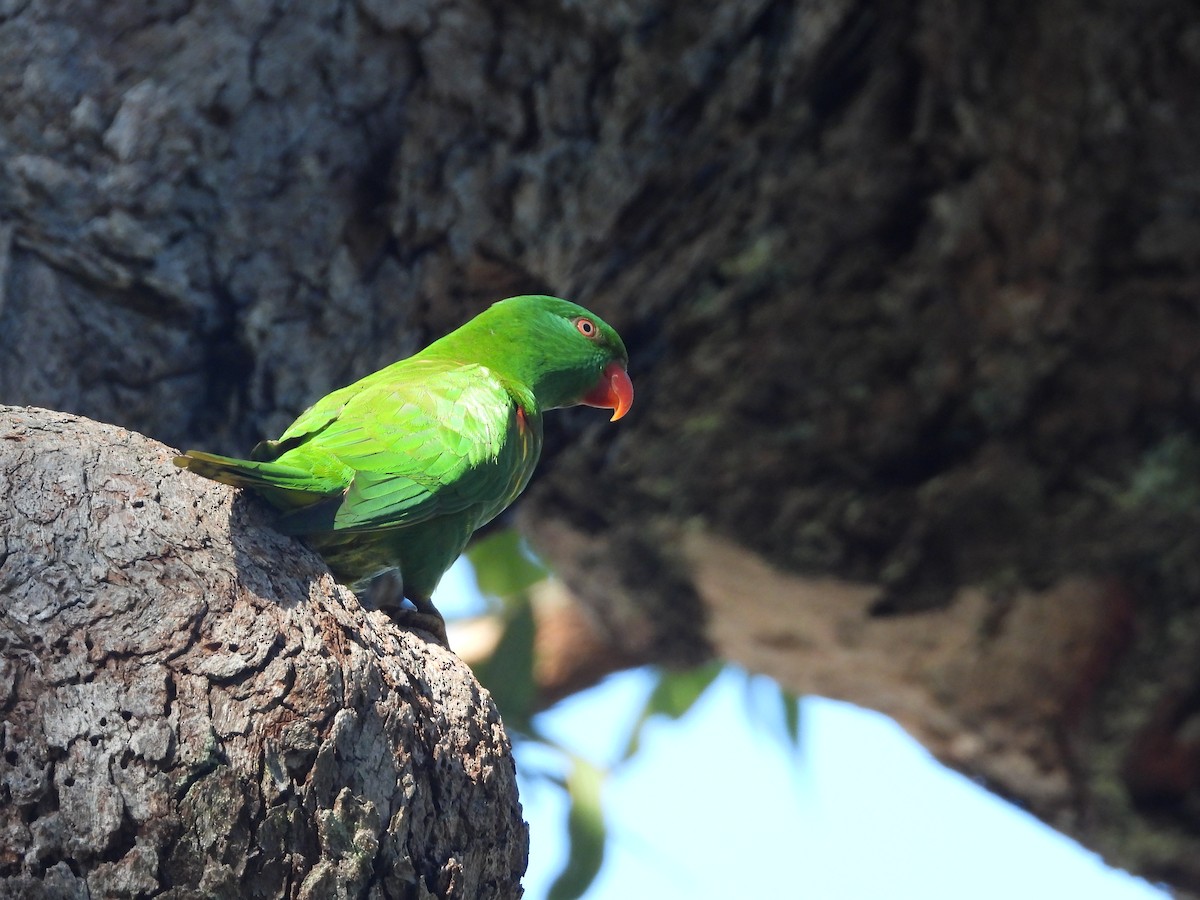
[357, 574, 450, 648]
[387, 607, 450, 648]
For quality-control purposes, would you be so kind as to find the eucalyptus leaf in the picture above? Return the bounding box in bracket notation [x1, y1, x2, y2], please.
[782, 688, 802, 750]
[547, 757, 607, 900]
[623, 662, 722, 760]
[466, 528, 548, 600]
[471, 597, 538, 733]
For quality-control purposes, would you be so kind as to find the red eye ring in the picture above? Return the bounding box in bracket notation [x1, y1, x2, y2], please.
[574, 317, 598, 338]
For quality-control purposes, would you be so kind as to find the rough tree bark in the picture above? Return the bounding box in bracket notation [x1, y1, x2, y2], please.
[3, 0, 1200, 894]
[0, 407, 526, 898]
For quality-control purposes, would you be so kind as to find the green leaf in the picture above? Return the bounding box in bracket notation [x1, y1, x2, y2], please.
[622, 662, 722, 760]
[547, 757, 607, 900]
[471, 597, 538, 733]
[782, 688, 802, 750]
[466, 528, 548, 600]
[741, 672, 805, 753]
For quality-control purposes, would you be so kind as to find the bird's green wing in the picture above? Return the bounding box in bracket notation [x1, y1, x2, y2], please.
[272, 359, 539, 536]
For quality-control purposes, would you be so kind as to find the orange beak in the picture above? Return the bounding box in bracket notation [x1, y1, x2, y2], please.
[581, 361, 634, 421]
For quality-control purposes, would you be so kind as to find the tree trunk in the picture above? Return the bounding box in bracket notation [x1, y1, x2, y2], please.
[0, 407, 526, 898]
[3, 0, 1200, 893]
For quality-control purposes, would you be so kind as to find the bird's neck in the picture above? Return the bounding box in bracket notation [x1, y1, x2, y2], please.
[421, 321, 595, 413]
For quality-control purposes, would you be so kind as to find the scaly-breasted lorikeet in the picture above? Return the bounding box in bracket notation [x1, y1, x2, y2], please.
[174, 295, 633, 644]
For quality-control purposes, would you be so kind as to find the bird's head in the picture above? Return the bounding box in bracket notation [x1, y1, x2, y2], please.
[453, 295, 633, 420]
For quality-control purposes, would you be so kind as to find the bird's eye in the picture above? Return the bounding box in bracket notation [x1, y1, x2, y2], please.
[574, 317, 598, 338]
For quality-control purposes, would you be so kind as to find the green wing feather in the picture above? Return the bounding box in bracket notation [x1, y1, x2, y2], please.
[217, 358, 537, 536]
[172, 452, 344, 508]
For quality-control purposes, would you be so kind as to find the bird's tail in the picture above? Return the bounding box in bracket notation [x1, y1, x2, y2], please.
[173, 450, 324, 509]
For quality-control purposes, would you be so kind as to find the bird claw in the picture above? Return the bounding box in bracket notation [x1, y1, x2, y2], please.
[388, 607, 450, 648]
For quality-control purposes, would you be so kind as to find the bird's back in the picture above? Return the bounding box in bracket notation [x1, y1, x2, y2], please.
[260, 357, 543, 592]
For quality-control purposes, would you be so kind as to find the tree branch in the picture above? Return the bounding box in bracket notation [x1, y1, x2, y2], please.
[0, 406, 526, 899]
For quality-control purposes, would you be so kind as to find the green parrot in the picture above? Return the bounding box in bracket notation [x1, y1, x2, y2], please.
[174, 295, 633, 644]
